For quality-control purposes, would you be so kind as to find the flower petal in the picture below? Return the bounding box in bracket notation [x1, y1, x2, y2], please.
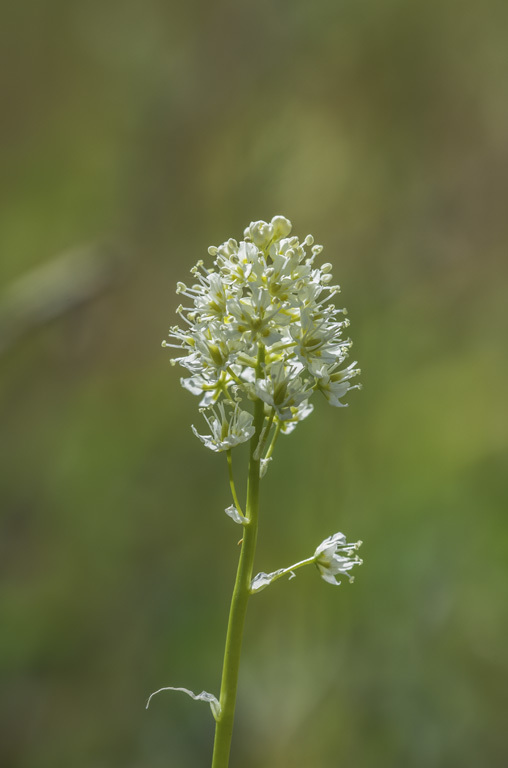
[146, 686, 221, 721]
[250, 571, 276, 593]
[250, 567, 296, 593]
[225, 505, 249, 525]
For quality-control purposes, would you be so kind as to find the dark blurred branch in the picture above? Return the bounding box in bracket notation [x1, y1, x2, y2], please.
[0, 243, 125, 356]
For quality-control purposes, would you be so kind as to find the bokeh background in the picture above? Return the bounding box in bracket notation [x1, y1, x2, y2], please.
[1, 1, 507, 767]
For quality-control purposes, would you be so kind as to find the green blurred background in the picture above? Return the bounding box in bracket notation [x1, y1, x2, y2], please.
[1, 1, 507, 766]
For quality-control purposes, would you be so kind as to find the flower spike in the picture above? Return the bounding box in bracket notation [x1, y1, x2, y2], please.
[164, 215, 361, 451]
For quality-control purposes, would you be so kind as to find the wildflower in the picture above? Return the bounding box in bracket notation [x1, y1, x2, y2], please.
[250, 531, 363, 593]
[191, 403, 255, 452]
[315, 361, 362, 407]
[314, 532, 363, 585]
[279, 401, 314, 435]
[158, 216, 366, 764]
[254, 360, 312, 421]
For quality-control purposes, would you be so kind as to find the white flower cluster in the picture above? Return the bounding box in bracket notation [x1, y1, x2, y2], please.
[164, 215, 361, 452]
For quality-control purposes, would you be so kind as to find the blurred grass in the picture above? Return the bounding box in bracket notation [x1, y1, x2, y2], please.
[1, 1, 508, 767]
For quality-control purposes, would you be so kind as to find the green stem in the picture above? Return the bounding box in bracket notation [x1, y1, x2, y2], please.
[264, 422, 281, 461]
[253, 407, 275, 460]
[211, 347, 265, 768]
[226, 366, 244, 388]
[226, 450, 244, 517]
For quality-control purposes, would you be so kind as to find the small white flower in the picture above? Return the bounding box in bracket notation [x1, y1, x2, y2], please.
[191, 403, 255, 452]
[180, 371, 233, 408]
[280, 400, 314, 435]
[244, 219, 275, 248]
[270, 214, 293, 240]
[250, 531, 363, 594]
[291, 309, 350, 371]
[314, 532, 363, 586]
[227, 287, 290, 345]
[315, 361, 361, 407]
[193, 325, 241, 372]
[254, 361, 311, 421]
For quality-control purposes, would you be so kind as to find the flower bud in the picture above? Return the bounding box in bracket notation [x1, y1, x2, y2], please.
[271, 215, 292, 239]
[245, 220, 274, 248]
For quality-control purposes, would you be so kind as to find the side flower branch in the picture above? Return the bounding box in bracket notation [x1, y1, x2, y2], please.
[251, 533, 363, 593]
